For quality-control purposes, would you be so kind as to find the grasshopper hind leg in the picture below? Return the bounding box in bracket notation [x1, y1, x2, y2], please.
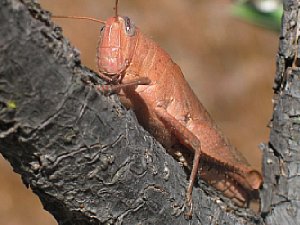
[155, 107, 202, 219]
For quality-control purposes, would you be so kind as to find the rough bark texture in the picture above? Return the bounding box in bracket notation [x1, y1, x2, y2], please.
[0, 0, 294, 224]
[260, 1, 300, 225]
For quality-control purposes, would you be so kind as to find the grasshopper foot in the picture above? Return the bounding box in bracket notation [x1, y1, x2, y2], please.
[184, 192, 193, 220]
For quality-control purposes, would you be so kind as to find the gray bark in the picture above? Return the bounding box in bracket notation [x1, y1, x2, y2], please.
[260, 0, 300, 225]
[0, 0, 296, 224]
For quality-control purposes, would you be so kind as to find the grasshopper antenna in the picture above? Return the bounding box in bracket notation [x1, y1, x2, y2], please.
[52, 15, 106, 24]
[114, 0, 119, 18]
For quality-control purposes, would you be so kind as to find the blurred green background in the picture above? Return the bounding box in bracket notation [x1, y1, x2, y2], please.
[0, 0, 278, 224]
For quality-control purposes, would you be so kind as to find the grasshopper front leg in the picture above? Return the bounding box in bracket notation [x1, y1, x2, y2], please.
[95, 77, 151, 95]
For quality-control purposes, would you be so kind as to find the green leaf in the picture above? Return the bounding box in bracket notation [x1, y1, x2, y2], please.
[231, 2, 282, 32]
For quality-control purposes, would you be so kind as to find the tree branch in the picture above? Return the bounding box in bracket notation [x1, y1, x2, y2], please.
[260, 0, 300, 225]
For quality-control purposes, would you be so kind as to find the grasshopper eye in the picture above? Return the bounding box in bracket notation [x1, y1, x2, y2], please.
[100, 26, 105, 34]
[124, 16, 135, 36]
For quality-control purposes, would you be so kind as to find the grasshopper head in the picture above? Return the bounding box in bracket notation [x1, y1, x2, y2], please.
[97, 16, 137, 77]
